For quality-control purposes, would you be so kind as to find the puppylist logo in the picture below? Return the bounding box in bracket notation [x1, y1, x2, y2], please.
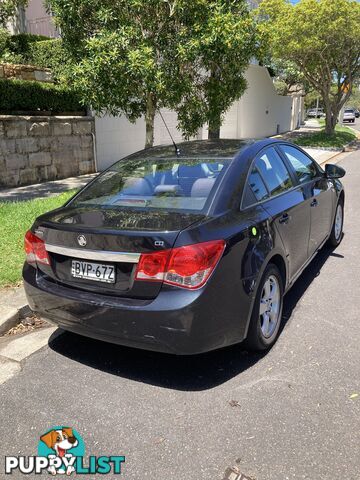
[5, 426, 125, 476]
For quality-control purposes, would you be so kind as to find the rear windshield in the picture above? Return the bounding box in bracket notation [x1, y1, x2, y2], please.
[70, 157, 232, 212]
[345, 109, 354, 113]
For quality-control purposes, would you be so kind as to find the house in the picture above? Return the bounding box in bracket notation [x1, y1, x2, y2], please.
[8, 0, 58, 37]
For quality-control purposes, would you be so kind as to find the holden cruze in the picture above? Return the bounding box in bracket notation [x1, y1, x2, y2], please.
[23, 139, 345, 354]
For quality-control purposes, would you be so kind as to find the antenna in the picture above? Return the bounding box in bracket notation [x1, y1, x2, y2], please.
[158, 110, 181, 157]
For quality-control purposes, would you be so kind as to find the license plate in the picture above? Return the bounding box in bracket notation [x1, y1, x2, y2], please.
[71, 260, 116, 284]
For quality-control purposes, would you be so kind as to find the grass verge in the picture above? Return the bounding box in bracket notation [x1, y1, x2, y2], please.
[0, 190, 76, 288]
[293, 121, 357, 149]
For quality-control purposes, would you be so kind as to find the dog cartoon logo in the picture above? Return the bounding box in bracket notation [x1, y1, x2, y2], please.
[5, 426, 125, 476]
[38, 427, 84, 476]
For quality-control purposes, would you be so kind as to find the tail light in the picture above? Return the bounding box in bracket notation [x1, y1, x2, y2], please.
[24, 230, 50, 266]
[135, 240, 225, 290]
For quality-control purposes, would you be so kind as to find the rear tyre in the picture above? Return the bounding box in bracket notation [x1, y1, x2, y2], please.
[245, 264, 284, 352]
[328, 200, 344, 247]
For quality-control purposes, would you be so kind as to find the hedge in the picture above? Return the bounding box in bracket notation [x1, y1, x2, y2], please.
[0, 32, 52, 65]
[29, 39, 68, 80]
[0, 79, 84, 113]
[4, 33, 49, 57]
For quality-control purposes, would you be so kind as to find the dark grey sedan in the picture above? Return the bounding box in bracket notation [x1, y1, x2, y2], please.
[23, 139, 345, 354]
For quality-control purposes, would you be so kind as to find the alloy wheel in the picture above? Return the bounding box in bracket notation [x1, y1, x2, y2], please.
[334, 204, 343, 241]
[259, 275, 281, 338]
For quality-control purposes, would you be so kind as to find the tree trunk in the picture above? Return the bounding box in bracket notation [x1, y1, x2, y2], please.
[323, 99, 337, 136]
[208, 67, 221, 140]
[324, 112, 334, 135]
[208, 122, 221, 139]
[145, 93, 156, 149]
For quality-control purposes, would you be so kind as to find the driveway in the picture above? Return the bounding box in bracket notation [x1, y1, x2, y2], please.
[0, 150, 359, 480]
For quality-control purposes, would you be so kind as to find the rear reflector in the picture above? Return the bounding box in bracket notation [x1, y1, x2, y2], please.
[24, 230, 50, 266]
[135, 240, 225, 290]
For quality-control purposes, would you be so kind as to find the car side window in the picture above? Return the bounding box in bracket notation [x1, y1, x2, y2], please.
[244, 167, 269, 205]
[255, 147, 293, 197]
[281, 145, 318, 184]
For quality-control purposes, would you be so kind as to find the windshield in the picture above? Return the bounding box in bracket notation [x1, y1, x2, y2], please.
[70, 156, 232, 213]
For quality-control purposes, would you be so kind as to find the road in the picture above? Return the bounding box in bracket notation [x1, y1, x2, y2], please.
[342, 117, 360, 132]
[1, 150, 360, 479]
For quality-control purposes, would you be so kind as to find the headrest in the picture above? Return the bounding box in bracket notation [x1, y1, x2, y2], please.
[191, 178, 216, 197]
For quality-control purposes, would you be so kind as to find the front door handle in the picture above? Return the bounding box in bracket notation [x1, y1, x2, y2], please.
[311, 199, 319, 207]
[279, 213, 290, 225]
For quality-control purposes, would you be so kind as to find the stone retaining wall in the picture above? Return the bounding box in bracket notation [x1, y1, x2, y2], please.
[0, 116, 95, 187]
[0, 63, 53, 83]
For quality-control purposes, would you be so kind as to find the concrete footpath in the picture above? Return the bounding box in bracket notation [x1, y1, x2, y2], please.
[0, 173, 97, 202]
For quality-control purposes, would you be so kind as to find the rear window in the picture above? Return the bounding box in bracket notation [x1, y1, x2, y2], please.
[70, 157, 232, 212]
[345, 109, 354, 113]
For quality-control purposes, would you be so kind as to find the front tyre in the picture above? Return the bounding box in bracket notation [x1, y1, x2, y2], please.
[245, 264, 284, 351]
[328, 200, 344, 247]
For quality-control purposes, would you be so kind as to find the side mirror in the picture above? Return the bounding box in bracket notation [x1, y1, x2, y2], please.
[325, 164, 346, 179]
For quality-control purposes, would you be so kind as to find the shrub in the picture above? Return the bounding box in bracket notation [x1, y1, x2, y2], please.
[0, 78, 85, 113]
[0, 28, 9, 55]
[29, 39, 69, 80]
[4, 33, 49, 57]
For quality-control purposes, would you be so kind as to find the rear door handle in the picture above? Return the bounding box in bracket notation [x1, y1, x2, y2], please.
[311, 199, 319, 207]
[279, 213, 290, 225]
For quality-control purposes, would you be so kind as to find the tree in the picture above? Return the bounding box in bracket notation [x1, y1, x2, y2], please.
[46, 0, 257, 147]
[256, 0, 360, 135]
[0, 0, 27, 29]
[262, 58, 306, 95]
[346, 84, 360, 110]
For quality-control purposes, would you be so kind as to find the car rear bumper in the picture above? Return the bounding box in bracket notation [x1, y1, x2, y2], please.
[23, 263, 250, 355]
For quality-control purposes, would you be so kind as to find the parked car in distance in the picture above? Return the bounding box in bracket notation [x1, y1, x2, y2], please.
[343, 108, 356, 123]
[23, 139, 346, 355]
[307, 108, 325, 118]
[354, 109, 359, 118]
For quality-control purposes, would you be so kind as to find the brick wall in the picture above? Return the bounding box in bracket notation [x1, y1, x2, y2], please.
[0, 116, 95, 187]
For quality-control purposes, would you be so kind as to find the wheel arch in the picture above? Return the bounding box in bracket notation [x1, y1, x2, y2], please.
[267, 253, 287, 289]
[339, 189, 345, 204]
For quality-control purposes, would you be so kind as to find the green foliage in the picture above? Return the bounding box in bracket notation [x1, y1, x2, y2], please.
[46, 0, 258, 146]
[292, 125, 356, 149]
[0, 0, 27, 28]
[28, 39, 69, 81]
[4, 33, 49, 56]
[0, 79, 84, 113]
[346, 87, 360, 110]
[0, 34, 70, 82]
[0, 28, 10, 54]
[257, 0, 360, 134]
[262, 57, 310, 96]
[304, 90, 323, 110]
[0, 190, 76, 287]
[0, 32, 50, 64]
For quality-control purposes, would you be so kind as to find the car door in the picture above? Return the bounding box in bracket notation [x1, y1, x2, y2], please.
[249, 147, 311, 280]
[280, 145, 334, 257]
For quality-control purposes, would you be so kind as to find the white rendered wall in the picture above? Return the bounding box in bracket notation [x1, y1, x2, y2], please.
[95, 65, 300, 171]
